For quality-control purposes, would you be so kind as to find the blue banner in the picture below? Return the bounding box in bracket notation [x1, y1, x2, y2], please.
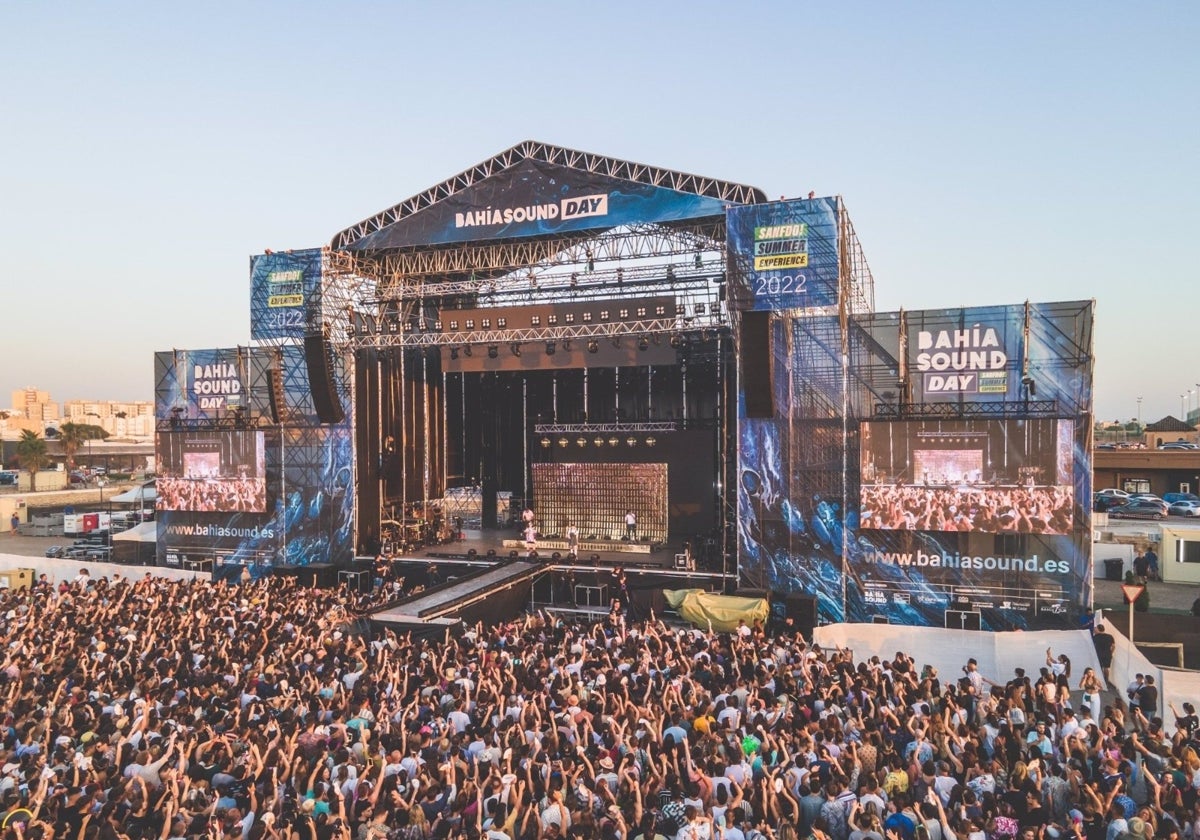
[347, 159, 731, 249]
[726, 197, 840, 311]
[250, 249, 322, 340]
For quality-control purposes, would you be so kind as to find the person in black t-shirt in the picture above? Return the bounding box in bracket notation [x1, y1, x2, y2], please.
[1170, 701, 1199, 738]
[1092, 624, 1116, 686]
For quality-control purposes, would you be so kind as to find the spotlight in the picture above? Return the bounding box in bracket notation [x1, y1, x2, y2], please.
[637, 336, 649, 351]
[608, 436, 620, 447]
[646, 435, 657, 446]
[669, 334, 682, 349]
[450, 347, 459, 360]
[540, 437, 551, 448]
[587, 339, 599, 354]
[576, 436, 587, 447]
[593, 437, 605, 447]
[626, 436, 636, 447]
[557, 437, 569, 448]
[546, 341, 556, 356]
[510, 343, 521, 357]
[463, 345, 473, 357]
[487, 345, 498, 359]
[611, 336, 621, 348]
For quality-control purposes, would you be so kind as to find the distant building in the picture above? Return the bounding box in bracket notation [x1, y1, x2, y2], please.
[1142, 415, 1199, 448]
[9, 387, 59, 422]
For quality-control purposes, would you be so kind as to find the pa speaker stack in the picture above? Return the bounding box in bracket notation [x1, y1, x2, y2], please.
[304, 333, 345, 424]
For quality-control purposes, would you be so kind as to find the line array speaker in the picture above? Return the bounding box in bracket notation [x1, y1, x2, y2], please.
[304, 334, 345, 424]
[266, 368, 286, 424]
[740, 311, 774, 418]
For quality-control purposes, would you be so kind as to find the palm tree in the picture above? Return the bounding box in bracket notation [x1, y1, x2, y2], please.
[15, 430, 49, 491]
[59, 422, 88, 470]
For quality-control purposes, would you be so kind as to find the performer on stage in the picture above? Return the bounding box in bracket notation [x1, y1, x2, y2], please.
[521, 507, 535, 529]
[625, 509, 636, 540]
[523, 523, 537, 553]
[566, 523, 579, 555]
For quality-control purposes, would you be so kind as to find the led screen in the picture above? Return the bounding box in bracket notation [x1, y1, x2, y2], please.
[859, 418, 1074, 535]
[156, 431, 267, 513]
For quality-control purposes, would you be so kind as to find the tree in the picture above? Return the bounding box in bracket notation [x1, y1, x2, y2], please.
[58, 422, 107, 469]
[15, 430, 49, 491]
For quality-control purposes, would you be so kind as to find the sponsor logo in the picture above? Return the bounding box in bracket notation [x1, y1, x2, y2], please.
[560, 194, 608, 221]
[267, 269, 303, 284]
[268, 294, 304, 308]
[752, 220, 808, 272]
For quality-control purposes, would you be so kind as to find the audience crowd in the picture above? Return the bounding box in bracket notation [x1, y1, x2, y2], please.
[861, 485, 1074, 535]
[0, 569, 1195, 840]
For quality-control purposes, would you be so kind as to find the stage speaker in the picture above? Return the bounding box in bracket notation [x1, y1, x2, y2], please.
[304, 333, 345, 424]
[770, 592, 817, 637]
[266, 368, 286, 424]
[740, 311, 774, 418]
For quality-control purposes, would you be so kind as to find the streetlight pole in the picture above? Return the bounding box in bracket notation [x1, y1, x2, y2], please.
[1137, 396, 1142, 427]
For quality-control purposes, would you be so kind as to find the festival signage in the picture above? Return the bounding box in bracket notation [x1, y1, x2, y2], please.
[726, 197, 840, 311]
[250, 248, 323, 340]
[736, 300, 1095, 632]
[347, 159, 732, 249]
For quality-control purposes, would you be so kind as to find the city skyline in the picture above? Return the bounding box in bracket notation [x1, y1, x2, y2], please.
[1, 3, 1194, 423]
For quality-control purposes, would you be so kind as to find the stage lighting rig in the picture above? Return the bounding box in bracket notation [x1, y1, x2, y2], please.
[545, 341, 556, 356]
[587, 339, 599, 354]
[637, 336, 649, 351]
[510, 343, 522, 357]
[487, 345, 499, 359]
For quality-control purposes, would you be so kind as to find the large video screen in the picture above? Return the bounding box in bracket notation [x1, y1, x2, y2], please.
[859, 418, 1074, 535]
[156, 431, 267, 513]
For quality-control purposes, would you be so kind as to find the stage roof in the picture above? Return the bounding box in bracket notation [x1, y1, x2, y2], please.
[331, 140, 768, 253]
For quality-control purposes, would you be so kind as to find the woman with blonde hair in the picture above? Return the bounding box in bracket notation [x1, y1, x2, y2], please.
[1079, 666, 1104, 723]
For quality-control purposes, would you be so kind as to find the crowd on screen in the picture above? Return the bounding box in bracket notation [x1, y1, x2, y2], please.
[157, 477, 268, 513]
[0, 569, 1197, 840]
[860, 485, 1074, 534]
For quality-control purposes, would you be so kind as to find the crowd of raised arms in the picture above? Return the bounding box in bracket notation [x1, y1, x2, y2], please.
[0, 570, 1196, 840]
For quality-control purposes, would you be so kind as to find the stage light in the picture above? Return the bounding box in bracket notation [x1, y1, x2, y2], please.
[626, 436, 636, 446]
[557, 437, 569, 448]
[646, 435, 657, 446]
[666, 265, 675, 280]
[637, 336, 649, 351]
[546, 341, 556, 356]
[487, 345, 498, 359]
[694, 250, 703, 269]
[510, 343, 522, 357]
[570, 272, 578, 287]
[669, 334, 682, 349]
[586, 250, 594, 272]
[616, 267, 624, 285]
[463, 345, 473, 357]
[611, 336, 621, 348]
[593, 437, 605, 447]
[562, 339, 572, 351]
[450, 347, 459, 360]
[608, 436, 620, 447]
[576, 436, 587, 447]
[587, 339, 599, 354]
[540, 437, 551, 448]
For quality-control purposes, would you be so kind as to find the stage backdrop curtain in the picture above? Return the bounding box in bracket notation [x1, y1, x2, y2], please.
[664, 589, 769, 632]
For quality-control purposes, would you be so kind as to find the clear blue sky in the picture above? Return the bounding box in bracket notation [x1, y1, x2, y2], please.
[1, 2, 1195, 423]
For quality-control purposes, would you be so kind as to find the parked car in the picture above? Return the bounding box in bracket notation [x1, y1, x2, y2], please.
[1096, 488, 1131, 499]
[1109, 500, 1168, 520]
[1168, 500, 1200, 517]
[1163, 492, 1200, 504]
[1159, 442, 1199, 450]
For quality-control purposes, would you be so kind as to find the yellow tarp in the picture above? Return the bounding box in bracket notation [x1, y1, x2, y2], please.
[663, 589, 769, 632]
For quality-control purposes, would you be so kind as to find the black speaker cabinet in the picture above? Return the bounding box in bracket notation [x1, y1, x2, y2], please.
[304, 333, 345, 424]
[740, 311, 774, 418]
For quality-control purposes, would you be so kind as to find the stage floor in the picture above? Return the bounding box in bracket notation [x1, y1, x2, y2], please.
[419, 530, 684, 569]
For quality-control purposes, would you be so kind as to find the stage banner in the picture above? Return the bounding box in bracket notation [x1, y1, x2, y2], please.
[250, 248, 323, 341]
[154, 347, 274, 421]
[347, 159, 731, 250]
[737, 300, 1095, 632]
[726, 197, 840, 311]
[154, 345, 355, 569]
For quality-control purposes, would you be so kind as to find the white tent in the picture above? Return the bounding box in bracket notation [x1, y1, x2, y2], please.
[109, 481, 157, 505]
[111, 521, 157, 543]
